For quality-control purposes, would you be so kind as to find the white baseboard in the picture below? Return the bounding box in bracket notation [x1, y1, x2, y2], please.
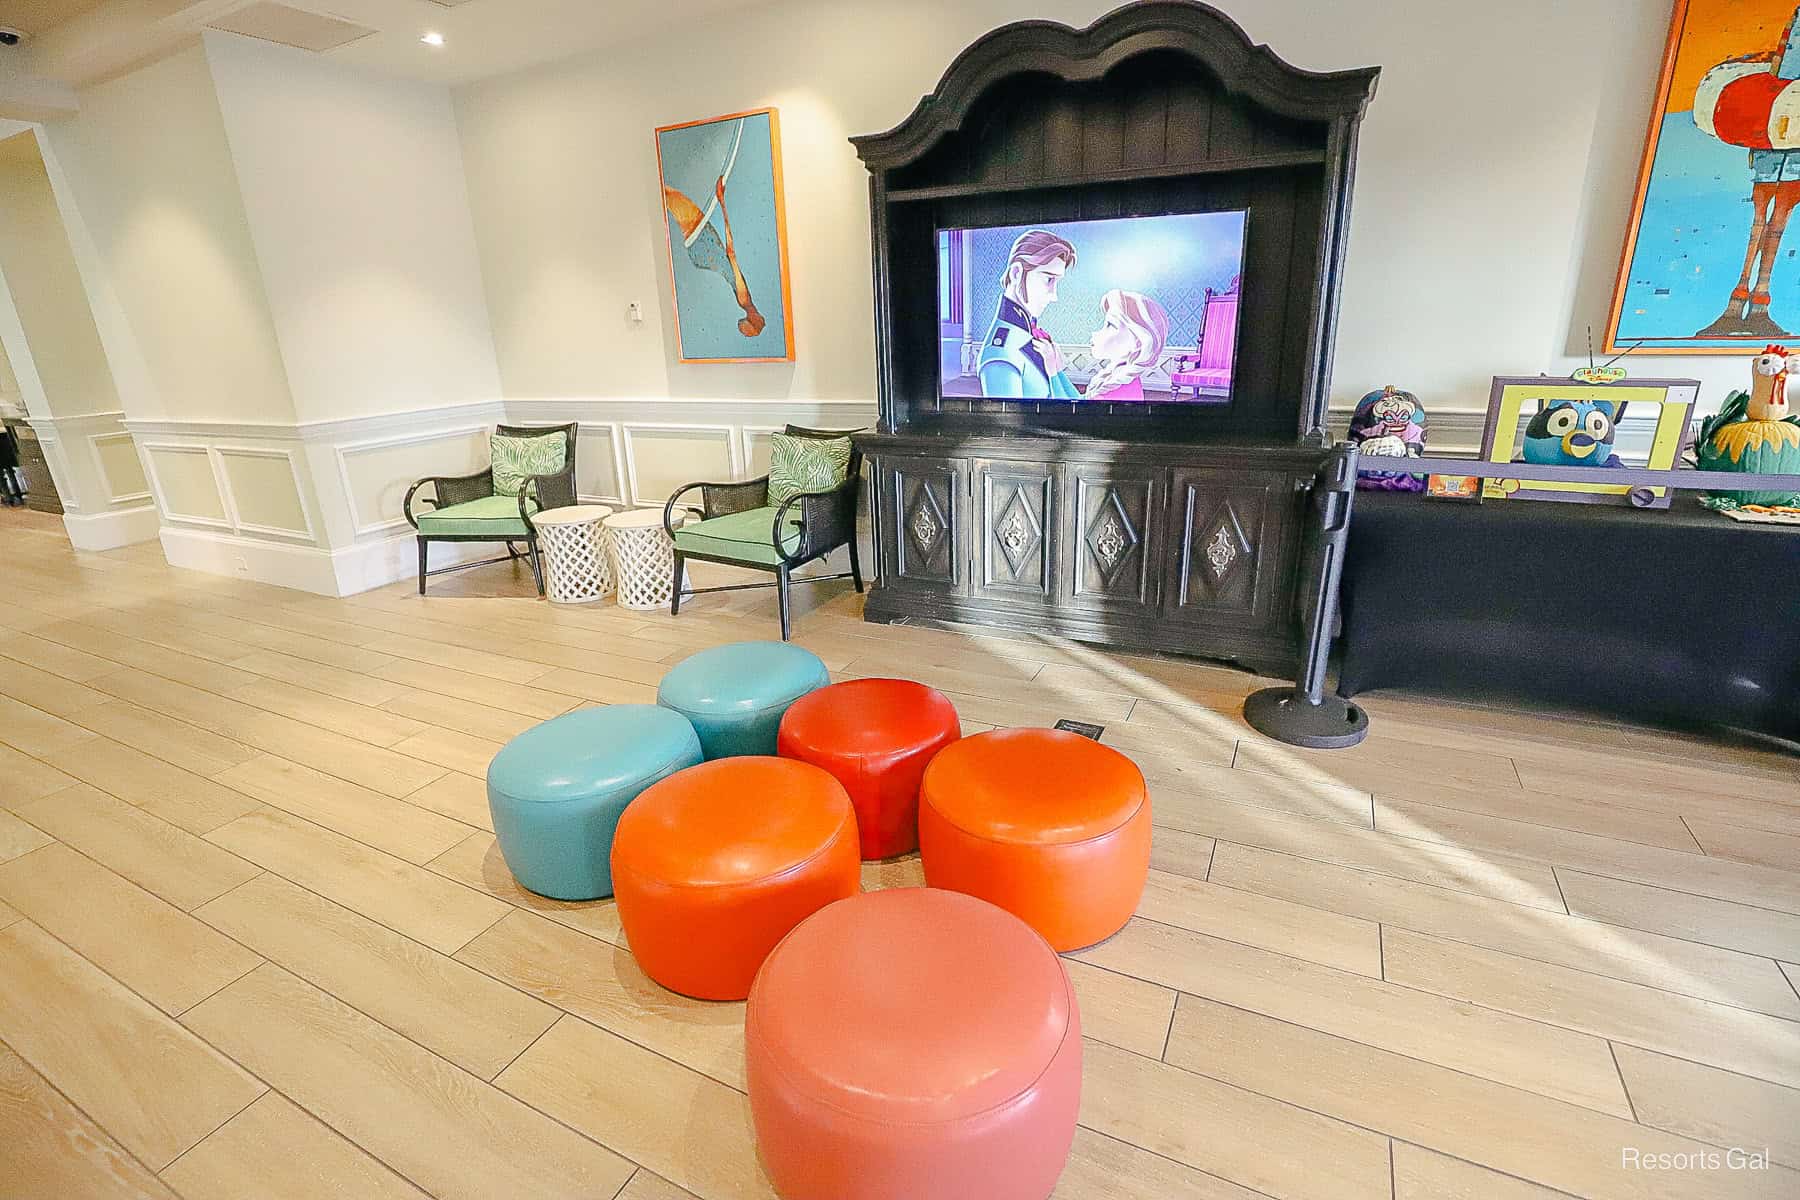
[160, 526, 342, 594]
[62, 504, 161, 551]
[159, 525, 504, 597]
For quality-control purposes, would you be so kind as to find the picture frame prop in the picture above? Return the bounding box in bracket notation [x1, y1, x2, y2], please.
[655, 108, 796, 363]
[1606, 1, 1800, 353]
[1477, 378, 1700, 508]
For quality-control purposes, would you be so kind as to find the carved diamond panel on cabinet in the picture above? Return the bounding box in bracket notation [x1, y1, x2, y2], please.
[1164, 468, 1294, 630]
[1065, 467, 1160, 613]
[880, 456, 963, 593]
[973, 460, 1054, 603]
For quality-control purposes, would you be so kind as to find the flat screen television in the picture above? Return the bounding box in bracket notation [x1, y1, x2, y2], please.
[937, 210, 1248, 405]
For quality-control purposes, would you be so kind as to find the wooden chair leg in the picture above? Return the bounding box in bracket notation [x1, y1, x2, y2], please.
[849, 537, 865, 594]
[528, 540, 545, 597]
[670, 551, 685, 616]
[777, 563, 792, 641]
[417, 538, 428, 595]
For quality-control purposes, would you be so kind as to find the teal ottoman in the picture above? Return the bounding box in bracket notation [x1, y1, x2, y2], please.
[487, 705, 703, 900]
[657, 641, 830, 759]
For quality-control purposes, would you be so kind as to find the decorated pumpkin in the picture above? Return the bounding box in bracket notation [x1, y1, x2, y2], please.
[1697, 345, 1800, 508]
[1347, 386, 1427, 491]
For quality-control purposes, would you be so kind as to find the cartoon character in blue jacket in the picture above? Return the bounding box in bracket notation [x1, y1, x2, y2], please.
[978, 230, 1081, 399]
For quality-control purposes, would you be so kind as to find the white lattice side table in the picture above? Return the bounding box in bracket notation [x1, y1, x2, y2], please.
[605, 508, 689, 611]
[533, 505, 615, 604]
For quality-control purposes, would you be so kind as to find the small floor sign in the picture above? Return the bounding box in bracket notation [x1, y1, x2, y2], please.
[1052, 719, 1105, 740]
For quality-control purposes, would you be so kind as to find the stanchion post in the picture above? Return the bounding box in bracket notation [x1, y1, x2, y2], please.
[1242, 443, 1370, 748]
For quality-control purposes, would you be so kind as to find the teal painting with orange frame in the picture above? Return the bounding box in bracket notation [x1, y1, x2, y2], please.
[656, 108, 796, 363]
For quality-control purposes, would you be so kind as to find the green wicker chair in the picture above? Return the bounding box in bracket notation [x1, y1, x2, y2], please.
[662, 425, 863, 640]
[403, 423, 577, 596]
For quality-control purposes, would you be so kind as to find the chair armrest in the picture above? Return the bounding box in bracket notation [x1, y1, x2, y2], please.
[774, 477, 861, 564]
[404, 469, 492, 530]
[663, 484, 706, 539]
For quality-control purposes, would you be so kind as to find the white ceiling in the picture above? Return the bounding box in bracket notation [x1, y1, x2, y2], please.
[1, 0, 111, 37]
[3, 0, 767, 91]
[329, 0, 766, 86]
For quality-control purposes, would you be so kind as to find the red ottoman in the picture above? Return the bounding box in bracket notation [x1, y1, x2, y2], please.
[747, 888, 1080, 1200]
[611, 757, 861, 1000]
[776, 678, 960, 859]
[920, 728, 1150, 952]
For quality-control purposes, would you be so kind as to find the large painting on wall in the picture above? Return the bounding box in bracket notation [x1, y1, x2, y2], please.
[655, 107, 795, 363]
[1608, 1, 1800, 353]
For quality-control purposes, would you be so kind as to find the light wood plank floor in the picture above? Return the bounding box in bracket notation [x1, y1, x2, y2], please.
[2, 507, 1798, 1199]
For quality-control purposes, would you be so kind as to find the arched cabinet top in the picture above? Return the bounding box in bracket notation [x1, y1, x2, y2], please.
[851, 1, 1379, 174]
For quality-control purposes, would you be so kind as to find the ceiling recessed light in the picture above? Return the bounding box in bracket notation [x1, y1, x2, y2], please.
[421, 31, 445, 47]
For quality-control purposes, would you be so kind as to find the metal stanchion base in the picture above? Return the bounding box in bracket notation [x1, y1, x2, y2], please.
[1243, 687, 1369, 749]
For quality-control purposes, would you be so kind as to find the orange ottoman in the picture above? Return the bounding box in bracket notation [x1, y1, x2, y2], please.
[747, 888, 1081, 1200]
[776, 678, 961, 860]
[611, 757, 860, 1000]
[919, 728, 1149, 951]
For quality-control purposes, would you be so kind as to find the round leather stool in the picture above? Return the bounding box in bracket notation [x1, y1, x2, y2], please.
[919, 728, 1150, 951]
[611, 756, 859, 1000]
[486, 705, 702, 901]
[776, 678, 960, 860]
[747, 887, 1081, 1200]
[658, 641, 830, 759]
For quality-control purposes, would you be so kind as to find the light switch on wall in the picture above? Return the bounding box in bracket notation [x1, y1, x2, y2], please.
[627, 301, 644, 323]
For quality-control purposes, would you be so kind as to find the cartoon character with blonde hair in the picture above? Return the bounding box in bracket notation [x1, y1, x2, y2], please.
[978, 230, 1080, 399]
[1085, 289, 1170, 401]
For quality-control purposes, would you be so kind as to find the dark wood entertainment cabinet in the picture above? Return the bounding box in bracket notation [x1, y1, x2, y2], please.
[849, 2, 1379, 677]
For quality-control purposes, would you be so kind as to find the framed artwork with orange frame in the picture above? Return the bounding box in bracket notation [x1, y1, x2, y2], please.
[1606, 0, 1800, 353]
[655, 107, 796, 363]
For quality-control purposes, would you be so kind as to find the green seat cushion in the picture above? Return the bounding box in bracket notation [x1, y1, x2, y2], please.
[417, 494, 538, 537]
[768, 434, 851, 506]
[491, 432, 567, 497]
[674, 505, 800, 566]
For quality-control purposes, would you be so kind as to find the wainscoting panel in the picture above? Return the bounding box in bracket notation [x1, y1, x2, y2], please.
[217, 446, 314, 541]
[335, 426, 490, 536]
[27, 422, 79, 513]
[572, 422, 626, 505]
[743, 426, 783, 477]
[622, 424, 737, 507]
[19, 412, 159, 549]
[143, 444, 231, 527]
[88, 431, 150, 504]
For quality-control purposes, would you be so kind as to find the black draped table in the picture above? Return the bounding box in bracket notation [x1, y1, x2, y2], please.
[1337, 491, 1800, 741]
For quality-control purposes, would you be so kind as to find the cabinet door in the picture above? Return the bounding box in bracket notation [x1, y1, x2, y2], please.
[1061, 465, 1162, 614]
[971, 459, 1055, 604]
[1162, 467, 1298, 631]
[877, 455, 965, 595]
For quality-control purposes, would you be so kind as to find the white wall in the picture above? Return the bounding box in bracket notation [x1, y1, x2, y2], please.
[456, 0, 1747, 432]
[29, 37, 505, 583]
[0, 127, 155, 548]
[0, 334, 20, 411]
[205, 31, 502, 425]
[0, 131, 119, 419]
[44, 42, 296, 425]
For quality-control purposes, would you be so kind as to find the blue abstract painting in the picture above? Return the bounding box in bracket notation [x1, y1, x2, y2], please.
[656, 108, 794, 362]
